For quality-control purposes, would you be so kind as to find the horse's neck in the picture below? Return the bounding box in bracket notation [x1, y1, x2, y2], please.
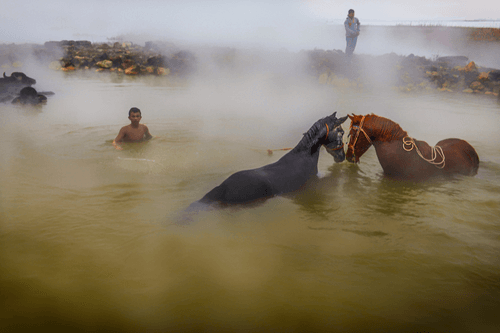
[367, 117, 408, 143]
[274, 139, 319, 169]
[291, 136, 322, 156]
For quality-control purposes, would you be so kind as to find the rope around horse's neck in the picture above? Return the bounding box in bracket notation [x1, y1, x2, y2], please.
[402, 136, 446, 169]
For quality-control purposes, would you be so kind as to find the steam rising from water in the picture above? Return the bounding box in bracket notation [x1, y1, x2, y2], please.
[2, 27, 500, 333]
[3, 36, 498, 151]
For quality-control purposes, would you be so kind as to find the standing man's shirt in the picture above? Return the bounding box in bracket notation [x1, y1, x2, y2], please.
[344, 16, 360, 37]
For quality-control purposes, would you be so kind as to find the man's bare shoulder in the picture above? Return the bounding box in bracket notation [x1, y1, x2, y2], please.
[121, 124, 134, 131]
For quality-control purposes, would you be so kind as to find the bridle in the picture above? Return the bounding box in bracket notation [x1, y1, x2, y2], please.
[348, 116, 372, 155]
[325, 123, 344, 151]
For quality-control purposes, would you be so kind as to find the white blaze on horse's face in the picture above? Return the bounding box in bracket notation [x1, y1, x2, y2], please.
[331, 126, 344, 146]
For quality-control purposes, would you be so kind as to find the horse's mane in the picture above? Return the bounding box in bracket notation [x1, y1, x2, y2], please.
[294, 116, 330, 152]
[365, 114, 408, 142]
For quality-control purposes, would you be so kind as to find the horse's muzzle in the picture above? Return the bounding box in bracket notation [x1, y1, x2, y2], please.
[325, 144, 346, 163]
[346, 154, 359, 163]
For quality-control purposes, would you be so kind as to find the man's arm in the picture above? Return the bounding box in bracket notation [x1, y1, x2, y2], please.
[344, 20, 358, 36]
[113, 127, 126, 150]
[143, 125, 153, 141]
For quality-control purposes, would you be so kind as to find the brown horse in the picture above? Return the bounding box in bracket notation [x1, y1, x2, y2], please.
[345, 114, 479, 180]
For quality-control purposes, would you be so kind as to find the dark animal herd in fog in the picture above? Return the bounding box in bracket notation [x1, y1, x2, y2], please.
[0, 72, 51, 105]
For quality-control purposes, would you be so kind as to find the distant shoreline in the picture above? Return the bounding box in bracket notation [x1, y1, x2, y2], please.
[1, 25, 499, 47]
[327, 19, 500, 29]
[357, 25, 500, 42]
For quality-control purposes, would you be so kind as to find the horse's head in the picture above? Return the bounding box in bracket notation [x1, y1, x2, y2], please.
[346, 114, 373, 163]
[323, 112, 348, 163]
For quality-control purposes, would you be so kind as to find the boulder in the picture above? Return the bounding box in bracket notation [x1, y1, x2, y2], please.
[436, 56, 469, 67]
[96, 60, 112, 68]
[478, 72, 489, 81]
[122, 58, 135, 69]
[464, 61, 477, 72]
[157, 67, 170, 76]
[470, 81, 484, 90]
[124, 65, 140, 75]
[95, 52, 109, 62]
[489, 70, 500, 82]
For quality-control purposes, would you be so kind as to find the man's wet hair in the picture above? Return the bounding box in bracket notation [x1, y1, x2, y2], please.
[348, 9, 354, 14]
[129, 107, 141, 116]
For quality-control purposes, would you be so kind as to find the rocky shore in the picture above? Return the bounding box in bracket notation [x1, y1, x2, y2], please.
[309, 50, 500, 97]
[1, 26, 499, 100]
[41, 40, 196, 77]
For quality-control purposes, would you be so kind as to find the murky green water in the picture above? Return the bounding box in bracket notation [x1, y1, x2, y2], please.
[1, 70, 500, 332]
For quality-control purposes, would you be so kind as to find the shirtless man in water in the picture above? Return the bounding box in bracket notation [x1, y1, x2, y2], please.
[113, 107, 153, 150]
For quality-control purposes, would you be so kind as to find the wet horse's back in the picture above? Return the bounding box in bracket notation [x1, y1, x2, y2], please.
[200, 169, 275, 204]
[437, 138, 480, 176]
[199, 159, 314, 204]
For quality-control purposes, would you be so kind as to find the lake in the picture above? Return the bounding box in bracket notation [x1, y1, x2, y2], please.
[1, 67, 499, 332]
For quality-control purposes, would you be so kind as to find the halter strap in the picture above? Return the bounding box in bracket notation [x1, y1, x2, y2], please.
[328, 143, 344, 151]
[348, 116, 373, 152]
[325, 123, 330, 140]
[403, 136, 446, 169]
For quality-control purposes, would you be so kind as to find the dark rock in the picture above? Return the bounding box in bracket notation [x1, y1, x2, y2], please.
[95, 52, 109, 62]
[110, 56, 123, 68]
[146, 56, 163, 67]
[436, 56, 469, 67]
[489, 70, 500, 82]
[470, 81, 485, 90]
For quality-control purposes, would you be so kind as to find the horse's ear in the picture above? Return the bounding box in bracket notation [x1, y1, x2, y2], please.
[330, 111, 337, 118]
[348, 114, 354, 120]
[338, 115, 348, 124]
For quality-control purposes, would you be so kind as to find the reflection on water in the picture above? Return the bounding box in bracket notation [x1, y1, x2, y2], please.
[1, 73, 500, 332]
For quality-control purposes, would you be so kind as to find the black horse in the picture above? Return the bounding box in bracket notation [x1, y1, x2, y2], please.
[191, 112, 347, 206]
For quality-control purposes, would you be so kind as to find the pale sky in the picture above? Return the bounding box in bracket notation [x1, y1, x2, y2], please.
[1, 0, 498, 46]
[304, 0, 499, 21]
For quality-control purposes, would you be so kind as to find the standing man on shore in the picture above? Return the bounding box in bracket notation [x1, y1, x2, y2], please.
[344, 9, 360, 60]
